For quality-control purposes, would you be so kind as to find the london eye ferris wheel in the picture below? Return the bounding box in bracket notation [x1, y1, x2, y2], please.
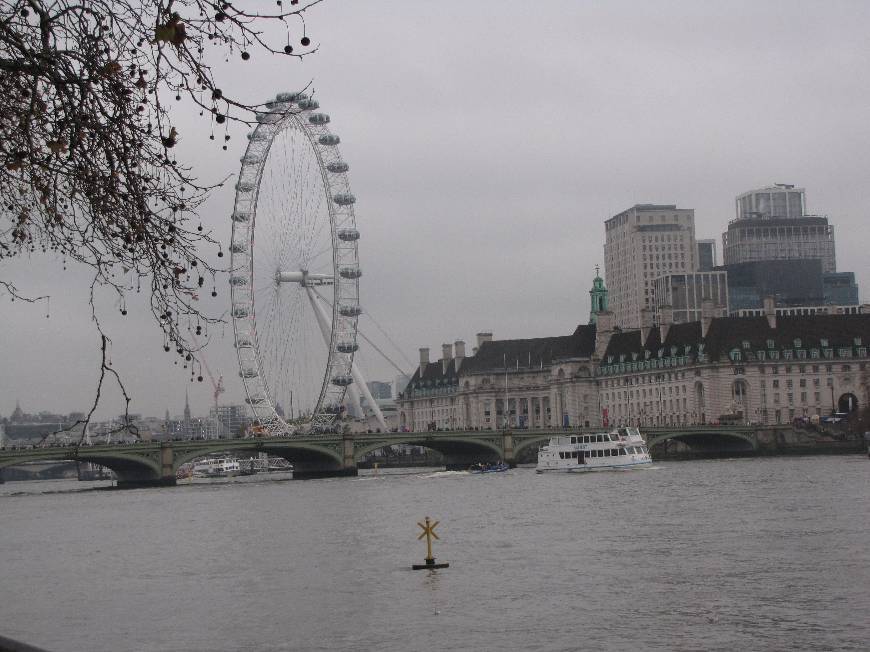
[229, 92, 362, 435]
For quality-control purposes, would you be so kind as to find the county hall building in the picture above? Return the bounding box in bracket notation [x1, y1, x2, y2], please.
[397, 275, 870, 431]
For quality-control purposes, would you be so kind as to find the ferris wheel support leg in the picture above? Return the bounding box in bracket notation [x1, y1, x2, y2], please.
[305, 287, 388, 432]
[345, 382, 364, 421]
[350, 360, 389, 432]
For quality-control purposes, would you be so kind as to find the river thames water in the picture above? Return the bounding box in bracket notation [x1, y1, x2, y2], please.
[1, 455, 869, 652]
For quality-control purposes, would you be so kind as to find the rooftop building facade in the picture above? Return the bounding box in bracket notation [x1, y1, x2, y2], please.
[604, 204, 697, 329]
[736, 184, 805, 220]
[723, 214, 836, 273]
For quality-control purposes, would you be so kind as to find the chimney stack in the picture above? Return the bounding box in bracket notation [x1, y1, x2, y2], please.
[419, 347, 429, 373]
[659, 305, 674, 342]
[700, 300, 714, 339]
[763, 296, 777, 329]
[594, 310, 615, 359]
[640, 308, 654, 346]
[441, 343, 453, 373]
[454, 340, 466, 371]
[476, 332, 493, 349]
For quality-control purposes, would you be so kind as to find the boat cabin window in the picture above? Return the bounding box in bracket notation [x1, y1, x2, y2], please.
[619, 448, 627, 455]
[570, 436, 577, 444]
[618, 427, 628, 438]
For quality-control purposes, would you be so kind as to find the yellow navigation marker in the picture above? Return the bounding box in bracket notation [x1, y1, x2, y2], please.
[412, 516, 449, 570]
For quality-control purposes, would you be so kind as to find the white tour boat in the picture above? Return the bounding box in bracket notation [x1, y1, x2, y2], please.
[536, 427, 652, 473]
[192, 456, 242, 478]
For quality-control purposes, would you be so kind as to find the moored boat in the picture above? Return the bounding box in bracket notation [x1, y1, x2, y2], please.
[192, 456, 241, 478]
[536, 427, 652, 473]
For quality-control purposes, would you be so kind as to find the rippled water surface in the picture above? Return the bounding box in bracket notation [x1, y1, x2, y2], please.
[2, 456, 869, 651]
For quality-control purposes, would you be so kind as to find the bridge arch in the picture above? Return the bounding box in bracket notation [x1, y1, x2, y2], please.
[512, 434, 555, 463]
[353, 435, 503, 463]
[171, 440, 343, 473]
[646, 428, 756, 455]
[0, 449, 164, 486]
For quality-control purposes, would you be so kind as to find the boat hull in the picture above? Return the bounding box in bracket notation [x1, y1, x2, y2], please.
[536, 459, 652, 473]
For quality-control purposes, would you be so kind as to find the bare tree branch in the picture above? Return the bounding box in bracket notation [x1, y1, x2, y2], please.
[1, 0, 323, 419]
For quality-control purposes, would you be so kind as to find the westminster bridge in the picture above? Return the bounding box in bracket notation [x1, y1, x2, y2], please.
[0, 424, 808, 488]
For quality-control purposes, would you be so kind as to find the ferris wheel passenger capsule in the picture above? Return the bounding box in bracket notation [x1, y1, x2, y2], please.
[339, 267, 362, 279]
[229, 275, 248, 286]
[327, 162, 349, 173]
[333, 193, 356, 206]
[232, 211, 251, 223]
[297, 99, 319, 110]
[240, 368, 259, 379]
[235, 336, 253, 348]
[308, 113, 330, 125]
[318, 134, 340, 146]
[336, 342, 359, 353]
[337, 228, 359, 241]
[232, 306, 250, 318]
[276, 92, 306, 102]
[235, 181, 254, 192]
[331, 374, 354, 387]
[338, 304, 363, 317]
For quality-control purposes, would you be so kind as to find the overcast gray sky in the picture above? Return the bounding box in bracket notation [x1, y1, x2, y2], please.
[3, 0, 870, 421]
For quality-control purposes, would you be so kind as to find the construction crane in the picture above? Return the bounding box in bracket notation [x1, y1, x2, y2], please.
[191, 333, 225, 438]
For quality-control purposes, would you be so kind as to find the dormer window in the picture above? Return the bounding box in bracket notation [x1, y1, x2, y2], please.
[730, 349, 742, 362]
[794, 338, 802, 348]
[767, 339, 775, 349]
[854, 337, 862, 346]
[742, 340, 751, 350]
[820, 338, 829, 347]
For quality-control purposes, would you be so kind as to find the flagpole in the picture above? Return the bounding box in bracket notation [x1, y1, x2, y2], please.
[504, 353, 508, 431]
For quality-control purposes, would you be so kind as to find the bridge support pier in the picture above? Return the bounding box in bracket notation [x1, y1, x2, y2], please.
[292, 467, 358, 480]
[117, 477, 177, 489]
[502, 431, 516, 467]
[289, 432, 358, 480]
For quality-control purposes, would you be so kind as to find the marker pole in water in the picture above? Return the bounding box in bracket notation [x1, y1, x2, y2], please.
[412, 516, 449, 570]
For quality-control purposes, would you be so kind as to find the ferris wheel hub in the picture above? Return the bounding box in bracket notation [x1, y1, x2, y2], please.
[275, 270, 335, 286]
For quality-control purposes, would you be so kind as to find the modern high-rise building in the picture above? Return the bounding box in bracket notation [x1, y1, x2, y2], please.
[604, 204, 697, 329]
[696, 239, 717, 271]
[653, 271, 729, 323]
[723, 184, 836, 273]
[366, 381, 393, 400]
